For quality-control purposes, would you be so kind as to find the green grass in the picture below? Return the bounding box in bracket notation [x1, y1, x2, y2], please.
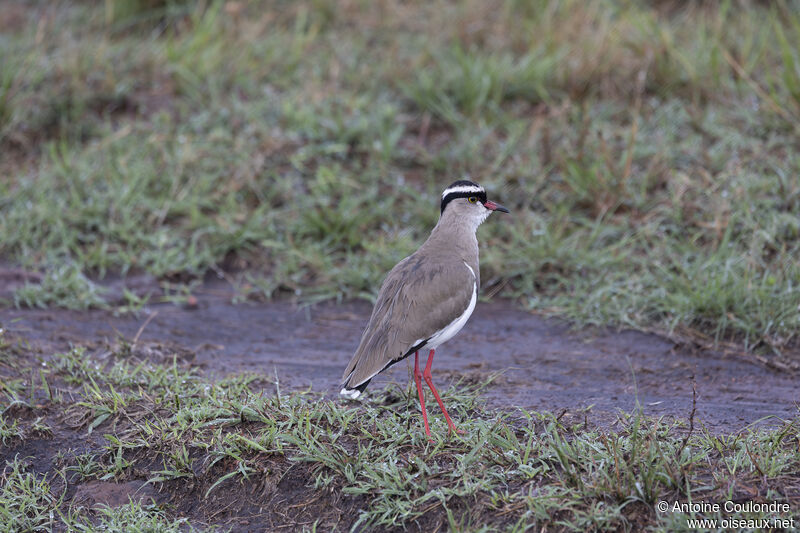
[2, 0, 800, 354]
[0, 342, 798, 531]
[0, 456, 61, 532]
[2, 5, 799, 528]
[0, 454, 198, 533]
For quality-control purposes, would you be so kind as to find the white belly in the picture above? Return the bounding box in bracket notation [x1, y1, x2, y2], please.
[425, 261, 477, 350]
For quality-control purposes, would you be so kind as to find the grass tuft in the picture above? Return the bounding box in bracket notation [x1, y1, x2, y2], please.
[1, 338, 798, 529]
[3, 1, 799, 354]
[0, 456, 61, 532]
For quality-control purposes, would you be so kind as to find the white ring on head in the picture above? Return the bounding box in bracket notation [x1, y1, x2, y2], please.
[441, 185, 485, 199]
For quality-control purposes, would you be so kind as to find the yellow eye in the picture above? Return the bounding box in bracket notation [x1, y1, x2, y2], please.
[468, 196, 477, 203]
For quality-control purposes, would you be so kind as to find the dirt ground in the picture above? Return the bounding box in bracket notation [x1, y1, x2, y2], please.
[2, 278, 797, 434]
[2, 277, 799, 530]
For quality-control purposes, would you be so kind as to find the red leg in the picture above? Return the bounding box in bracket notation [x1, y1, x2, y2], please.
[414, 351, 431, 437]
[423, 349, 464, 434]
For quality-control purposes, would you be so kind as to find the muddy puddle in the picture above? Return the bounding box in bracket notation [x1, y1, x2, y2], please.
[1, 282, 797, 432]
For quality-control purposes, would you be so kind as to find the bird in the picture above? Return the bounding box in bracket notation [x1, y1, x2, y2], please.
[340, 179, 509, 437]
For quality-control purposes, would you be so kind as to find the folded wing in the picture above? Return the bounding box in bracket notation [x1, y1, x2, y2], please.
[341, 254, 476, 389]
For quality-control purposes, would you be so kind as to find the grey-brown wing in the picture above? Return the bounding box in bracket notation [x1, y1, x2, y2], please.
[341, 254, 475, 387]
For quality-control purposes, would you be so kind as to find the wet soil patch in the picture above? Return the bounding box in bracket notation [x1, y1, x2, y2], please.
[2, 286, 797, 432]
[2, 284, 799, 530]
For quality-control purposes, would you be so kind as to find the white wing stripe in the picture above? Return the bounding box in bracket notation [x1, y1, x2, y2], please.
[463, 261, 476, 279]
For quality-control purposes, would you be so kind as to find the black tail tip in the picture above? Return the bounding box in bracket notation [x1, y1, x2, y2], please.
[339, 379, 370, 399]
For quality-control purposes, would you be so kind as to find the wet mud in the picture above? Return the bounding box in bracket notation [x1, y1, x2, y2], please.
[2, 282, 797, 432]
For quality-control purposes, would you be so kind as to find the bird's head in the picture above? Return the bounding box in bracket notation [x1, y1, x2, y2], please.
[440, 180, 509, 228]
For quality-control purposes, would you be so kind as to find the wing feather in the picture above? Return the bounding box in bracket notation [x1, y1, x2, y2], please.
[341, 253, 475, 388]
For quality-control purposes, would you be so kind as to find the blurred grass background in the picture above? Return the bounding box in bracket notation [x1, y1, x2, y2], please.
[1, 0, 799, 355]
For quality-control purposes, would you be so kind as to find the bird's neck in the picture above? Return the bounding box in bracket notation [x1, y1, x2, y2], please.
[426, 215, 480, 263]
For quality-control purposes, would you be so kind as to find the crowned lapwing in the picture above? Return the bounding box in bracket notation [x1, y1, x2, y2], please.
[340, 180, 509, 437]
